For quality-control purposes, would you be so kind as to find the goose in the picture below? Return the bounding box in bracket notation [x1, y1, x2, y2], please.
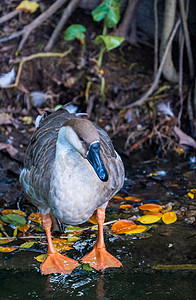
[20, 108, 124, 275]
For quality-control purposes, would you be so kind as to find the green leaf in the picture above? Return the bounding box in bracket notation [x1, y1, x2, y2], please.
[33, 225, 45, 232]
[1, 214, 26, 227]
[105, 3, 120, 27]
[83, 263, 93, 271]
[92, 2, 108, 21]
[20, 242, 35, 249]
[65, 226, 82, 232]
[94, 35, 124, 51]
[64, 24, 86, 41]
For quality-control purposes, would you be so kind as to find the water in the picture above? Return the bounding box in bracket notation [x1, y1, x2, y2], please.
[0, 153, 196, 299]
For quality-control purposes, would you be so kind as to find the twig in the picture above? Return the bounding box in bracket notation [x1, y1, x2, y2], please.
[45, 0, 81, 51]
[0, 9, 20, 25]
[178, 0, 194, 78]
[154, 0, 158, 78]
[0, 0, 69, 51]
[5, 49, 72, 88]
[124, 18, 181, 109]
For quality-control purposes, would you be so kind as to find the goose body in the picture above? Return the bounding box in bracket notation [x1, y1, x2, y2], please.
[20, 108, 124, 274]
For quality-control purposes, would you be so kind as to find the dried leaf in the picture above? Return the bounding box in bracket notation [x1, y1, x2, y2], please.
[137, 214, 161, 224]
[22, 116, 32, 125]
[139, 203, 162, 212]
[1, 209, 26, 217]
[0, 143, 18, 158]
[88, 214, 98, 225]
[143, 211, 163, 217]
[0, 113, 12, 125]
[18, 224, 31, 233]
[1, 214, 26, 227]
[111, 220, 136, 234]
[20, 242, 35, 249]
[174, 126, 196, 149]
[0, 246, 17, 252]
[124, 196, 141, 202]
[187, 192, 194, 199]
[16, 1, 39, 13]
[0, 237, 14, 245]
[29, 212, 42, 224]
[120, 204, 133, 210]
[125, 225, 147, 234]
[161, 204, 173, 213]
[34, 253, 47, 262]
[152, 264, 196, 270]
[162, 212, 177, 224]
[112, 196, 124, 201]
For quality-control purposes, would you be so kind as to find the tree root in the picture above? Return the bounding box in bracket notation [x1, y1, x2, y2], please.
[124, 18, 180, 109]
[5, 48, 72, 89]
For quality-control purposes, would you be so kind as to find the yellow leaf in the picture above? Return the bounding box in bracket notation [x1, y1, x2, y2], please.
[13, 227, 18, 237]
[1, 209, 26, 217]
[0, 237, 14, 245]
[88, 214, 98, 225]
[190, 189, 196, 193]
[22, 116, 33, 125]
[161, 204, 172, 213]
[137, 214, 161, 224]
[0, 233, 2, 237]
[0, 246, 17, 252]
[187, 192, 194, 199]
[29, 212, 42, 224]
[34, 253, 47, 263]
[16, 1, 39, 13]
[143, 211, 163, 217]
[67, 235, 81, 242]
[125, 225, 147, 234]
[112, 196, 124, 201]
[20, 242, 35, 248]
[54, 244, 72, 252]
[162, 212, 177, 224]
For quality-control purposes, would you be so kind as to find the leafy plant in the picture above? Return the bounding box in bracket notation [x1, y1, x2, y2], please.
[64, 24, 86, 51]
[92, 0, 124, 67]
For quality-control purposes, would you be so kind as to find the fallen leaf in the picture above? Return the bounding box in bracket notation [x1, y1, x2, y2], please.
[137, 214, 162, 224]
[111, 220, 137, 234]
[0, 113, 12, 125]
[162, 212, 177, 224]
[22, 116, 32, 125]
[139, 203, 162, 212]
[1, 214, 26, 227]
[143, 211, 163, 217]
[88, 214, 98, 225]
[0, 246, 17, 252]
[65, 226, 82, 232]
[125, 225, 147, 234]
[112, 196, 124, 201]
[34, 253, 47, 262]
[152, 264, 196, 270]
[16, 1, 39, 13]
[29, 212, 42, 224]
[20, 242, 35, 249]
[18, 224, 31, 233]
[1, 209, 26, 217]
[187, 192, 194, 199]
[190, 189, 196, 193]
[120, 204, 133, 209]
[0, 237, 14, 245]
[161, 204, 172, 213]
[174, 126, 196, 149]
[67, 235, 81, 242]
[83, 263, 93, 271]
[124, 196, 142, 202]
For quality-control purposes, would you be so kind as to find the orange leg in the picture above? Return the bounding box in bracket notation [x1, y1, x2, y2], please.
[40, 214, 79, 275]
[81, 208, 122, 271]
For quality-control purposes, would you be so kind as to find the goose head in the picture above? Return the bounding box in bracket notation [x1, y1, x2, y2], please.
[57, 118, 108, 182]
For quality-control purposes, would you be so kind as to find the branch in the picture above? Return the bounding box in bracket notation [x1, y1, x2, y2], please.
[0, 0, 69, 51]
[0, 9, 20, 25]
[45, 0, 81, 51]
[124, 18, 181, 109]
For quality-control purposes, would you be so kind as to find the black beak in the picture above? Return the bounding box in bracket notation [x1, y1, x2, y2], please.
[87, 142, 108, 182]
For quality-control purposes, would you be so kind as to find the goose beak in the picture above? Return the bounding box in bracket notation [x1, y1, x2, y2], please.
[87, 142, 108, 182]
